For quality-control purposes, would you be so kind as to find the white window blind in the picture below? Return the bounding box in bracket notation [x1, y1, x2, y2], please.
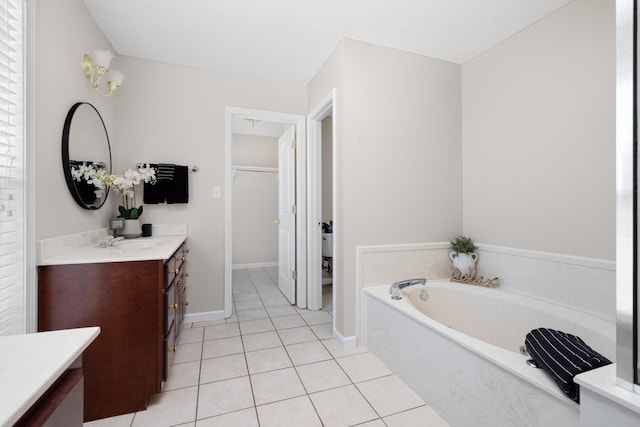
[0, 0, 24, 336]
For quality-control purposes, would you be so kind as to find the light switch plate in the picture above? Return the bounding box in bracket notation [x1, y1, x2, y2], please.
[213, 186, 221, 199]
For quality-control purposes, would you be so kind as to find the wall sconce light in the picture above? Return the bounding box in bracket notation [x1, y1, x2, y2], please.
[82, 49, 124, 97]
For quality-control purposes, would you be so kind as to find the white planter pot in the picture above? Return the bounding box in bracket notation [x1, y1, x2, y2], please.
[449, 251, 478, 276]
[121, 219, 142, 238]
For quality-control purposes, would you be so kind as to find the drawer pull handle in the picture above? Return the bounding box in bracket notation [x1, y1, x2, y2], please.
[186, 249, 190, 253]
[177, 288, 185, 295]
[185, 273, 190, 277]
[170, 303, 178, 309]
[177, 279, 184, 285]
[168, 346, 177, 352]
[170, 269, 179, 274]
[185, 301, 189, 306]
[178, 256, 186, 262]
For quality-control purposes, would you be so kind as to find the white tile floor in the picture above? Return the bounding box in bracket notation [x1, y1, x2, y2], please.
[84, 267, 449, 427]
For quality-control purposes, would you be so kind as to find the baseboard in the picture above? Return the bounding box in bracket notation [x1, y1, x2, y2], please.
[232, 262, 278, 270]
[183, 310, 225, 324]
[334, 328, 356, 349]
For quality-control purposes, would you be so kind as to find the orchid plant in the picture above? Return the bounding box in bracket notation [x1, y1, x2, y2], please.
[70, 163, 156, 219]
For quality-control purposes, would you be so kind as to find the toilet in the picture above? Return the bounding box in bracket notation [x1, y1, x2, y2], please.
[322, 233, 333, 258]
[322, 233, 333, 285]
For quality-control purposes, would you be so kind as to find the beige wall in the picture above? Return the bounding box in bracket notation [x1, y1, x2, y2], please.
[36, 0, 615, 337]
[112, 56, 306, 314]
[462, 0, 615, 260]
[309, 39, 463, 337]
[36, 0, 118, 239]
[232, 134, 278, 265]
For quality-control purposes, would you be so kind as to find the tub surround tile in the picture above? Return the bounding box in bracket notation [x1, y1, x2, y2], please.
[250, 368, 306, 405]
[309, 384, 378, 426]
[197, 377, 254, 419]
[356, 375, 425, 417]
[195, 408, 259, 427]
[255, 396, 322, 427]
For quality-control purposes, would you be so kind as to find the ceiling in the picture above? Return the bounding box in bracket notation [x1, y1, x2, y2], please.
[83, 0, 574, 86]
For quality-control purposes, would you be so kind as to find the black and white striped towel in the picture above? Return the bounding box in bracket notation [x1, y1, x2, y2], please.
[524, 328, 611, 403]
[156, 163, 175, 182]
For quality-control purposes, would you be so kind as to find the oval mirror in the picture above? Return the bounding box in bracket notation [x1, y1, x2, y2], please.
[61, 102, 112, 210]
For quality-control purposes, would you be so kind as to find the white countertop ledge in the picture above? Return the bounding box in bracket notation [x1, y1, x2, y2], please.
[0, 327, 100, 426]
[38, 235, 187, 266]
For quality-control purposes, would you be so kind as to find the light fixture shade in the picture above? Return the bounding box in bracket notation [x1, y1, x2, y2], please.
[107, 69, 124, 86]
[92, 49, 114, 69]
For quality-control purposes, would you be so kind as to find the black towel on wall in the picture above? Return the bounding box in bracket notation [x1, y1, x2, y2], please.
[143, 164, 164, 204]
[166, 165, 189, 204]
[524, 328, 612, 403]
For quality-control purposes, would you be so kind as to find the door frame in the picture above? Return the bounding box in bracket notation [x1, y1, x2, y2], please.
[307, 89, 336, 313]
[224, 107, 307, 318]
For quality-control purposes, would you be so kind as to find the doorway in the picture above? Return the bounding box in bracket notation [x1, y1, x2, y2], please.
[224, 107, 307, 318]
[307, 90, 336, 326]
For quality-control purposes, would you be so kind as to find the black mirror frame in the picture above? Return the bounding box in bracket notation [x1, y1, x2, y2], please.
[61, 102, 112, 210]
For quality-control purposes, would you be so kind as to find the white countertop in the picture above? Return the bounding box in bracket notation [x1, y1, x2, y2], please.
[0, 327, 100, 426]
[38, 234, 187, 266]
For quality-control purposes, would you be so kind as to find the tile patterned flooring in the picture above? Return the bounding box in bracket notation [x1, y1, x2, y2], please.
[84, 268, 449, 427]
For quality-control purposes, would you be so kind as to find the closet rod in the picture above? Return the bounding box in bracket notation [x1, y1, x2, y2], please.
[232, 166, 278, 174]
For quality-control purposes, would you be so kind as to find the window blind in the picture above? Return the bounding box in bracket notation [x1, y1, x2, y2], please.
[0, 0, 24, 336]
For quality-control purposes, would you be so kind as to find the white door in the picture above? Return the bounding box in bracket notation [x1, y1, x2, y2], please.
[278, 125, 296, 303]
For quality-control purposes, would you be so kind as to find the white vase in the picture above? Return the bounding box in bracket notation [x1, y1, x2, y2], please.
[121, 219, 142, 239]
[449, 251, 478, 276]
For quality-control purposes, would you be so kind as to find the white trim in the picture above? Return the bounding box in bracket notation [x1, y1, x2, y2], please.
[224, 106, 307, 318]
[478, 244, 615, 270]
[333, 328, 356, 350]
[24, 0, 36, 333]
[307, 89, 335, 313]
[183, 310, 226, 324]
[232, 262, 278, 270]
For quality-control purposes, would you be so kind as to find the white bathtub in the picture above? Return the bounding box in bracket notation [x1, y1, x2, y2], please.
[363, 279, 616, 427]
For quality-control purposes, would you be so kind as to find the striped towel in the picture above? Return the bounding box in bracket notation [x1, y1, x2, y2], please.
[525, 328, 611, 403]
[156, 163, 175, 182]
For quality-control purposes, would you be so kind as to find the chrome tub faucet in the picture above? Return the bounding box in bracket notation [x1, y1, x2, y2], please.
[389, 278, 427, 300]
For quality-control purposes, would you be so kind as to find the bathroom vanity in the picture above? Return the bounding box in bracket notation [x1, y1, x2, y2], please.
[37, 234, 188, 422]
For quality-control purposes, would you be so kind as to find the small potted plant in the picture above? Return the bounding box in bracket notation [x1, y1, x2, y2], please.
[449, 236, 479, 276]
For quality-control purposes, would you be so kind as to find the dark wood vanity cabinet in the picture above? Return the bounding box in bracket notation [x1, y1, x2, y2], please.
[38, 240, 188, 422]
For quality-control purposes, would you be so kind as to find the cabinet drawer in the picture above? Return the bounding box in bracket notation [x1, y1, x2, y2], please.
[163, 321, 176, 381]
[164, 281, 176, 335]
